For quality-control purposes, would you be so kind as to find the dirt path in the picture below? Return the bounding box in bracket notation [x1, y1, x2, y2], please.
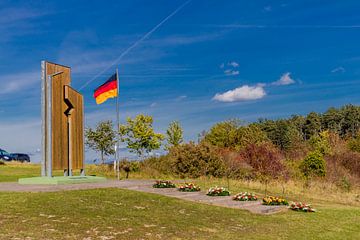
[0, 179, 286, 215]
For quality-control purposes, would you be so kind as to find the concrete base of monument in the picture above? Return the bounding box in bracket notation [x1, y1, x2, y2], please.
[18, 176, 107, 185]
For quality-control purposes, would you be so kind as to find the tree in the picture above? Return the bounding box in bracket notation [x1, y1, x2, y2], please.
[204, 119, 268, 150]
[203, 119, 241, 148]
[288, 115, 306, 140]
[119, 159, 140, 179]
[304, 112, 322, 140]
[234, 124, 269, 150]
[170, 142, 226, 178]
[348, 131, 360, 152]
[322, 107, 343, 135]
[300, 151, 326, 179]
[340, 104, 360, 137]
[309, 131, 331, 156]
[85, 120, 116, 164]
[119, 114, 164, 158]
[256, 119, 302, 151]
[166, 121, 183, 149]
[240, 142, 285, 195]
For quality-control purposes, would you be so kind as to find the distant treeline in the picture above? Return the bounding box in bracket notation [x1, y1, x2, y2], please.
[256, 104, 360, 149]
[202, 104, 360, 152]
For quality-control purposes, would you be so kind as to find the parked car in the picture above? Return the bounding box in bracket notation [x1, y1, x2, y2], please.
[11, 153, 30, 162]
[0, 149, 14, 161]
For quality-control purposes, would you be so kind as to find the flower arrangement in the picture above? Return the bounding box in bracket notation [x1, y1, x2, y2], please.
[289, 202, 316, 212]
[178, 183, 201, 192]
[262, 196, 288, 205]
[152, 180, 176, 188]
[206, 186, 230, 196]
[233, 192, 258, 201]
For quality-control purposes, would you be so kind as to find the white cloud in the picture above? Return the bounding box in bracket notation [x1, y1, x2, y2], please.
[220, 61, 239, 69]
[176, 95, 187, 101]
[228, 61, 239, 68]
[221, 61, 239, 76]
[331, 66, 345, 73]
[213, 84, 266, 102]
[272, 72, 295, 86]
[0, 71, 39, 95]
[224, 69, 239, 76]
[150, 102, 157, 108]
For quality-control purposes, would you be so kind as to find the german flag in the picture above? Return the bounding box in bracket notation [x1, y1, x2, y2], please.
[93, 74, 118, 104]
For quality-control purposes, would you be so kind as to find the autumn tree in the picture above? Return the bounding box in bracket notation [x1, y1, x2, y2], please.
[348, 131, 360, 152]
[170, 142, 226, 178]
[85, 120, 116, 164]
[240, 142, 285, 195]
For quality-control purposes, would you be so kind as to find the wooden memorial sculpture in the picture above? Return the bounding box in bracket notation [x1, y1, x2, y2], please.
[41, 61, 84, 177]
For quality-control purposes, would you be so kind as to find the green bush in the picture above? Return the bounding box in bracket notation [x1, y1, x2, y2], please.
[120, 159, 141, 178]
[142, 155, 173, 176]
[170, 142, 226, 178]
[309, 131, 331, 155]
[338, 176, 352, 192]
[300, 151, 326, 178]
[348, 134, 360, 152]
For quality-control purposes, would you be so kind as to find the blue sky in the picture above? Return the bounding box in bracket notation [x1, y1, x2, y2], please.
[1, 0, 360, 162]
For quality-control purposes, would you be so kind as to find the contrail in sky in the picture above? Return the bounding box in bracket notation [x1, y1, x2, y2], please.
[188, 24, 360, 29]
[79, 0, 192, 91]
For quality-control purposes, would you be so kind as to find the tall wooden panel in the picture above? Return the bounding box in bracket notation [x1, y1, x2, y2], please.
[51, 73, 69, 170]
[64, 86, 84, 170]
[42, 61, 84, 175]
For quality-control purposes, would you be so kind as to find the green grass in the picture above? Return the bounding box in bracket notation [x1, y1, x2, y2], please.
[0, 162, 114, 182]
[0, 163, 359, 239]
[0, 162, 40, 182]
[0, 188, 359, 240]
[1, 162, 359, 206]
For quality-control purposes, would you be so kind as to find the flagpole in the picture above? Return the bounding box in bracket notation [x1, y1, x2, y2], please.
[116, 68, 120, 180]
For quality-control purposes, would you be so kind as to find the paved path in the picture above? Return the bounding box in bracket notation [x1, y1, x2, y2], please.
[0, 179, 286, 215]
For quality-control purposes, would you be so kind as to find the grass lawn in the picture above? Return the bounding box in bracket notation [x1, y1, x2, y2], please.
[0, 162, 40, 182]
[0, 163, 359, 239]
[0, 188, 359, 240]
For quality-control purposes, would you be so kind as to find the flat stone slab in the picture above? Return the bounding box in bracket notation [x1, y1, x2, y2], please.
[18, 176, 107, 185]
[0, 179, 286, 215]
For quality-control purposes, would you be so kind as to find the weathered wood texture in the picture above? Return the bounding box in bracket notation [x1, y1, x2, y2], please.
[51, 73, 69, 170]
[64, 86, 84, 170]
[44, 62, 84, 171]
